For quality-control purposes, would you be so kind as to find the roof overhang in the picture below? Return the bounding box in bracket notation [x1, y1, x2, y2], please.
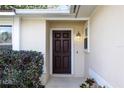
[0, 5, 97, 18]
[16, 9, 70, 14]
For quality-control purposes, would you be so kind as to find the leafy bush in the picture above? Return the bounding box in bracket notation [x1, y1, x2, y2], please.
[0, 5, 59, 9]
[80, 78, 95, 88]
[0, 48, 44, 88]
[80, 78, 105, 88]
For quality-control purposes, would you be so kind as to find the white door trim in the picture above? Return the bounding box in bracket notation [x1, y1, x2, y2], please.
[50, 28, 74, 75]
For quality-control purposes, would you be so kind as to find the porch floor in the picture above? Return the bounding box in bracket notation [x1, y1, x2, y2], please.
[46, 76, 84, 88]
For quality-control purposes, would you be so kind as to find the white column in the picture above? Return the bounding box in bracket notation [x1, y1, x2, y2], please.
[12, 16, 21, 51]
[43, 20, 47, 74]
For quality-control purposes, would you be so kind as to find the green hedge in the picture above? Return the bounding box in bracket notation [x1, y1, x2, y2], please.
[0, 48, 44, 88]
[0, 5, 59, 9]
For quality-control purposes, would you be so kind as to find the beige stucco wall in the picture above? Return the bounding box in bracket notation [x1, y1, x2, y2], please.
[0, 17, 13, 25]
[48, 21, 85, 77]
[87, 6, 124, 87]
[21, 18, 46, 53]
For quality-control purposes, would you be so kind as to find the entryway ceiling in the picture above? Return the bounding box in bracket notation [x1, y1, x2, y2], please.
[76, 5, 97, 18]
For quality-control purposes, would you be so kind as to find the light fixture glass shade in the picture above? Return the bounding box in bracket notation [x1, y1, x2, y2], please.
[76, 32, 81, 38]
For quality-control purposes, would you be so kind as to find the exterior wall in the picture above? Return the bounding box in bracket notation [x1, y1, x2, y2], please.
[87, 6, 124, 87]
[48, 21, 85, 77]
[0, 17, 13, 25]
[21, 18, 46, 53]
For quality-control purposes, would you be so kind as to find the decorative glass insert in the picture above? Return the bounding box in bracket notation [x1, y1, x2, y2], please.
[84, 27, 88, 50]
[84, 38, 88, 49]
[0, 25, 12, 44]
[85, 28, 88, 37]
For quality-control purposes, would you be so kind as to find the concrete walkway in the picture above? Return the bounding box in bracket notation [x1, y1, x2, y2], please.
[46, 76, 84, 88]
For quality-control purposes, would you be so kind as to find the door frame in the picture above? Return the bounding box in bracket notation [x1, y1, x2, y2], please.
[50, 28, 74, 75]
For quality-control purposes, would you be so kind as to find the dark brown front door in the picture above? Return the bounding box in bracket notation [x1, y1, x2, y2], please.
[53, 30, 71, 74]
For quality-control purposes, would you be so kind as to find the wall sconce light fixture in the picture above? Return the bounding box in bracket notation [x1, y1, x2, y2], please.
[76, 32, 81, 38]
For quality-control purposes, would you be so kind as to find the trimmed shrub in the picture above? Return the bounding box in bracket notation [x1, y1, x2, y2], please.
[0, 48, 44, 88]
